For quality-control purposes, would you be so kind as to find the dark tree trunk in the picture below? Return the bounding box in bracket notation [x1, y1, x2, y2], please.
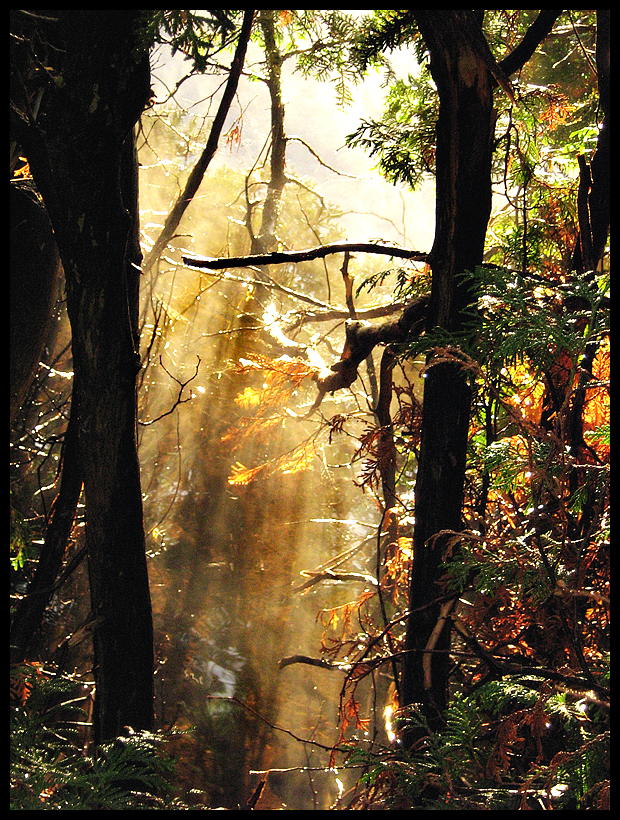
[10, 384, 82, 664]
[571, 8, 609, 274]
[11, 10, 154, 742]
[401, 11, 496, 729]
[79, 126, 154, 745]
[10, 180, 62, 427]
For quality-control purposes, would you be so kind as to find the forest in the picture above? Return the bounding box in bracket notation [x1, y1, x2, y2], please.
[10, 10, 609, 810]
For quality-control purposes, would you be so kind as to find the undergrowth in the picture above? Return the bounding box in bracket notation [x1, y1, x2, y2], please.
[343, 676, 610, 810]
[10, 663, 191, 810]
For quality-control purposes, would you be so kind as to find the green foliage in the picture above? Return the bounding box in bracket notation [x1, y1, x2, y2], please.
[352, 10, 422, 73]
[10, 665, 176, 810]
[471, 266, 609, 375]
[347, 73, 437, 189]
[346, 678, 609, 809]
[10, 503, 33, 572]
[344, 11, 441, 189]
[394, 265, 609, 376]
[332, 11, 609, 810]
[355, 263, 430, 302]
[282, 11, 368, 107]
[138, 10, 240, 72]
[348, 10, 600, 200]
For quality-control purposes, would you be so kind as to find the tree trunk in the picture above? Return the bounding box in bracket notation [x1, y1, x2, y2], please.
[401, 11, 496, 729]
[12, 10, 154, 742]
[79, 127, 154, 745]
[10, 383, 82, 664]
[10, 180, 62, 428]
[253, 10, 288, 255]
[571, 8, 609, 275]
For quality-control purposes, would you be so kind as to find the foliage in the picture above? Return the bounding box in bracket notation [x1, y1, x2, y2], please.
[137, 10, 241, 73]
[10, 664, 180, 810]
[269, 10, 367, 108]
[10, 503, 34, 572]
[347, 72, 437, 190]
[347, 10, 599, 198]
[216, 10, 609, 811]
[344, 679, 609, 809]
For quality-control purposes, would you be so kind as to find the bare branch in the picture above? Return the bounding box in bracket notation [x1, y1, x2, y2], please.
[309, 294, 429, 412]
[183, 242, 430, 411]
[287, 134, 361, 179]
[498, 10, 563, 79]
[295, 569, 378, 591]
[183, 240, 429, 270]
[278, 654, 353, 672]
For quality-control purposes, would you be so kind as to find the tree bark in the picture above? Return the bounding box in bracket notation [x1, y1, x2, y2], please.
[183, 240, 427, 269]
[571, 8, 609, 274]
[398, 9, 565, 731]
[400, 10, 496, 729]
[10, 180, 62, 427]
[11, 10, 154, 742]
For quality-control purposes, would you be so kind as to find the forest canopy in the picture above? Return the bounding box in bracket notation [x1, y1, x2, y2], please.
[11, 9, 609, 811]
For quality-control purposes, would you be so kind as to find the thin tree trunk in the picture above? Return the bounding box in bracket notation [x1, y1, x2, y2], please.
[571, 8, 609, 274]
[142, 10, 255, 275]
[252, 10, 288, 255]
[10, 383, 83, 664]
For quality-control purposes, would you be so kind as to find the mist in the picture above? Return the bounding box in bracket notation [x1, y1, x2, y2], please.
[136, 27, 432, 809]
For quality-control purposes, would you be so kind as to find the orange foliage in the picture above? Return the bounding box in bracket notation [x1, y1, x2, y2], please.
[223, 354, 320, 484]
[278, 10, 293, 27]
[584, 336, 610, 457]
[228, 439, 316, 485]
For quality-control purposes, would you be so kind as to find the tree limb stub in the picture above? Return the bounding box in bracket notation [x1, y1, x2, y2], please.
[182, 241, 428, 270]
[310, 293, 429, 411]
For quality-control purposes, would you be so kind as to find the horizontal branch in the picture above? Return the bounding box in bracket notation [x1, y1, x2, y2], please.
[278, 654, 352, 672]
[190, 261, 410, 324]
[295, 569, 378, 591]
[182, 241, 429, 270]
[295, 300, 410, 324]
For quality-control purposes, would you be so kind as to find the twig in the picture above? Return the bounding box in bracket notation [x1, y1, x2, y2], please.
[139, 356, 200, 426]
[295, 569, 377, 591]
[287, 134, 362, 179]
[205, 694, 350, 753]
[278, 654, 352, 672]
